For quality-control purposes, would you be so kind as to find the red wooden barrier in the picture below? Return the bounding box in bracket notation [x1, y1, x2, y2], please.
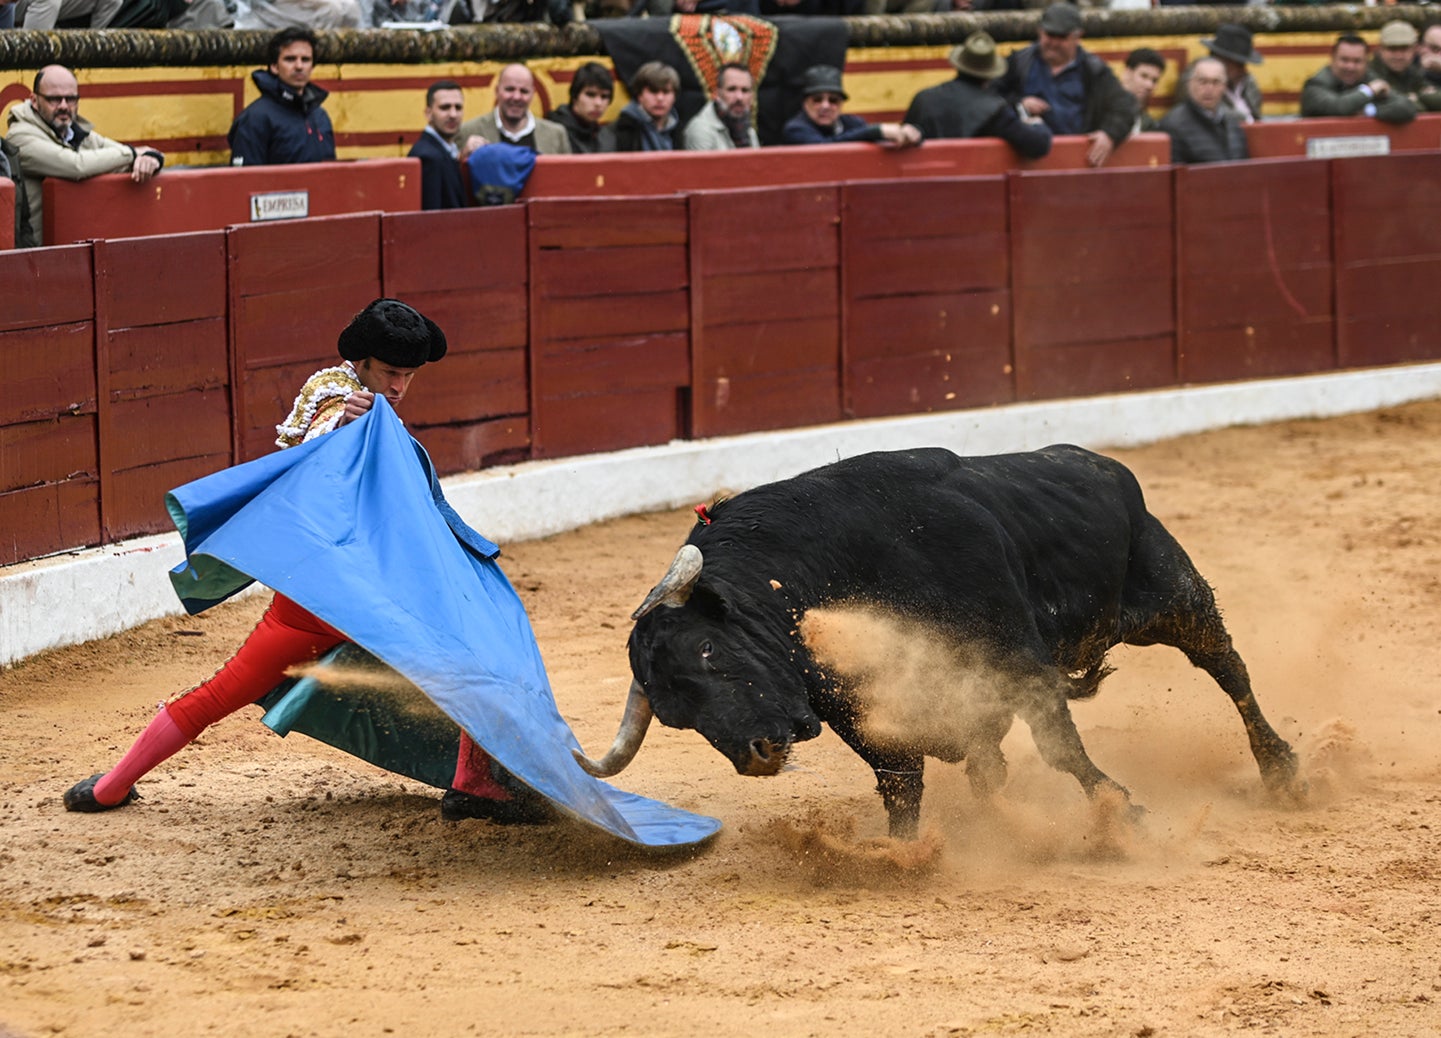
[382, 208, 531, 473]
[228, 213, 383, 463]
[690, 185, 843, 438]
[1245, 114, 1441, 160]
[1331, 152, 1441, 368]
[1175, 158, 1335, 383]
[841, 177, 1014, 418]
[44, 159, 421, 247]
[1010, 166, 1177, 400]
[0, 180, 14, 252]
[0, 245, 99, 564]
[95, 232, 233, 542]
[524, 135, 1170, 200]
[527, 196, 691, 459]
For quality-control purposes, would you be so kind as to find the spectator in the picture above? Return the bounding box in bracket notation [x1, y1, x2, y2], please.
[1369, 21, 1441, 111]
[1421, 24, 1441, 89]
[14, 0, 119, 28]
[546, 62, 616, 155]
[1301, 34, 1416, 126]
[0, 138, 38, 249]
[0, 0, 13, 27]
[612, 62, 682, 153]
[781, 64, 922, 148]
[228, 28, 336, 166]
[1159, 56, 1247, 165]
[5, 65, 163, 246]
[906, 31, 1052, 160]
[409, 81, 485, 210]
[684, 64, 760, 151]
[1122, 48, 1165, 134]
[237, 0, 362, 28]
[1177, 23, 1264, 124]
[995, 2, 1134, 167]
[458, 64, 571, 156]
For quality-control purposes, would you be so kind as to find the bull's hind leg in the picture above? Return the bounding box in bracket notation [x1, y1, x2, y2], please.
[1123, 520, 1303, 800]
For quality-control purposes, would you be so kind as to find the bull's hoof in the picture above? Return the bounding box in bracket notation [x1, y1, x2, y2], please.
[1261, 751, 1308, 806]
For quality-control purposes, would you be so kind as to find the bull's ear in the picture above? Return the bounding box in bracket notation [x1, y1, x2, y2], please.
[688, 584, 731, 620]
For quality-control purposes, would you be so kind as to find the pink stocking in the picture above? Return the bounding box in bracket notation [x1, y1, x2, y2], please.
[450, 731, 510, 800]
[92, 709, 190, 806]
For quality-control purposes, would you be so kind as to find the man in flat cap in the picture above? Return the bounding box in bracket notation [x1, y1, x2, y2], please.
[1368, 21, 1441, 111]
[783, 65, 922, 147]
[994, 2, 1134, 167]
[1301, 33, 1418, 125]
[1177, 23, 1265, 124]
[905, 32, 1052, 159]
[65, 299, 551, 827]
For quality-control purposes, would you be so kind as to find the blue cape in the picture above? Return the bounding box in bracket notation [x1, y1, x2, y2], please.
[164, 400, 720, 849]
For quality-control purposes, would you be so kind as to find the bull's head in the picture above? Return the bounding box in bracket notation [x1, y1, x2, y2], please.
[573, 544, 822, 780]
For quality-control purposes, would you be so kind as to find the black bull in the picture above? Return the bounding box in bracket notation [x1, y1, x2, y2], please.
[575, 445, 1303, 838]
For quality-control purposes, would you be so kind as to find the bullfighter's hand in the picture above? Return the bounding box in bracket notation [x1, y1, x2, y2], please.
[338, 390, 376, 427]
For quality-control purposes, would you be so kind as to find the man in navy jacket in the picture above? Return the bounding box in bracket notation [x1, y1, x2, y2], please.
[409, 81, 485, 210]
[228, 27, 336, 167]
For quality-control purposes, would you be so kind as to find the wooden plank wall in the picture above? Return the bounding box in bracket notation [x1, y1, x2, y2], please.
[8, 152, 1441, 569]
[1331, 153, 1441, 369]
[1176, 159, 1334, 384]
[528, 197, 690, 459]
[1011, 167, 1178, 401]
[0, 246, 99, 566]
[842, 178, 1013, 419]
[383, 208, 531, 471]
[95, 232, 232, 542]
[227, 213, 383, 463]
[690, 186, 842, 439]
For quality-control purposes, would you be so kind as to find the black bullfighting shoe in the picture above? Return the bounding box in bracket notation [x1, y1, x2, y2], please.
[63, 773, 140, 812]
[439, 786, 555, 825]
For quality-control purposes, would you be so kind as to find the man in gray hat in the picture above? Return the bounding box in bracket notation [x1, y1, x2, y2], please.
[994, 2, 1134, 167]
[905, 31, 1052, 159]
[782, 65, 922, 147]
[1180, 23, 1264, 124]
[1301, 33, 1417, 125]
[1368, 20, 1441, 110]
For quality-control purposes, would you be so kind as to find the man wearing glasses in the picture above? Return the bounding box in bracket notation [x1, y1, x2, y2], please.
[781, 65, 922, 148]
[5, 64, 164, 245]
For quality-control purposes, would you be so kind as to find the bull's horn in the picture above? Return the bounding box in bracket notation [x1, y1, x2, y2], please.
[572, 680, 654, 777]
[631, 544, 703, 620]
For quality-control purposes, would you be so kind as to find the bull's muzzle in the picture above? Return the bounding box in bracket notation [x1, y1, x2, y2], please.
[738, 737, 790, 777]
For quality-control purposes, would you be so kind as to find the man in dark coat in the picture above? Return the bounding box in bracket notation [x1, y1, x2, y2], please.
[409, 81, 484, 210]
[783, 64, 922, 147]
[1301, 33, 1417, 125]
[1159, 57, 1248, 165]
[546, 62, 616, 154]
[904, 31, 1052, 159]
[994, 2, 1135, 167]
[227, 27, 335, 166]
[1368, 20, 1441, 111]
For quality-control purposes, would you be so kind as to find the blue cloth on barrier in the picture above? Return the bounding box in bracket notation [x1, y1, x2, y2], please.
[163, 399, 721, 849]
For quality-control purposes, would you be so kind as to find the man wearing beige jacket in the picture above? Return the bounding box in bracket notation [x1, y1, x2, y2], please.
[5, 65, 165, 245]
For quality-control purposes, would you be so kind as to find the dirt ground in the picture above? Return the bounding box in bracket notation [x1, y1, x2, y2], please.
[3, 401, 1440, 1038]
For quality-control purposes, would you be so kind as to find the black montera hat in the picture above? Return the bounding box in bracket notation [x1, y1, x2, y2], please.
[336, 298, 447, 368]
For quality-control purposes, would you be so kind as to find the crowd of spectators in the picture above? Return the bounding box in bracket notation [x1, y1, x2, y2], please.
[4, 3, 1441, 239]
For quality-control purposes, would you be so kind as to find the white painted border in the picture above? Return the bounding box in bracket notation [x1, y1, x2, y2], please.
[5, 362, 1440, 668]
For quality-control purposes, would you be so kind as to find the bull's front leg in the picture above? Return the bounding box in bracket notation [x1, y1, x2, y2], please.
[873, 761, 925, 840]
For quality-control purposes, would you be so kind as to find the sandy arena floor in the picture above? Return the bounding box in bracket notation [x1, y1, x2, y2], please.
[2, 401, 1439, 1037]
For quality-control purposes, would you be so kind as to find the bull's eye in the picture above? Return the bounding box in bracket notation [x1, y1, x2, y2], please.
[700, 640, 713, 659]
